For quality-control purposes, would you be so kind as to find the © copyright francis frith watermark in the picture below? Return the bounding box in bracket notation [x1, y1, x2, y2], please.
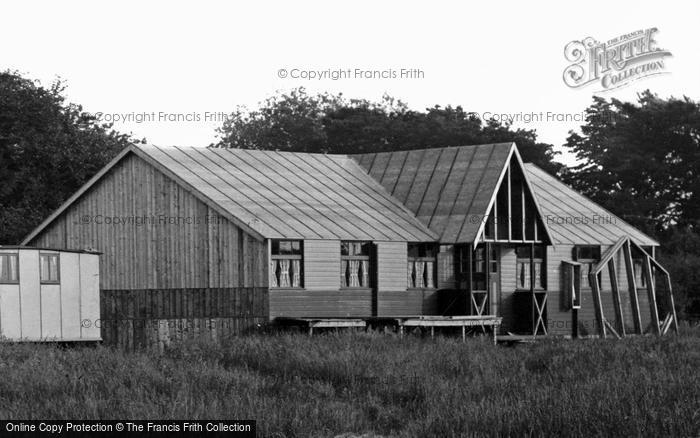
[76, 214, 227, 226]
[276, 67, 425, 80]
[563, 27, 672, 91]
[467, 214, 618, 226]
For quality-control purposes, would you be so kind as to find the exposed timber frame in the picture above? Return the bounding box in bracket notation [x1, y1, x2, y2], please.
[588, 236, 678, 339]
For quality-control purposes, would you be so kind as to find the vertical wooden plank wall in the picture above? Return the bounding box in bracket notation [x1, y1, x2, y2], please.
[29, 154, 267, 291]
[27, 153, 269, 348]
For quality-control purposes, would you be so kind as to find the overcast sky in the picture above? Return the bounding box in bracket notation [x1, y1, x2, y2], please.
[3, 0, 699, 164]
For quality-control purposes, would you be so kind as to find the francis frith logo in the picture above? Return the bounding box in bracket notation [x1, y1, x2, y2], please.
[563, 28, 672, 91]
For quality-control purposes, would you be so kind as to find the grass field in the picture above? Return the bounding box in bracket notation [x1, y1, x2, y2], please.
[1, 327, 699, 437]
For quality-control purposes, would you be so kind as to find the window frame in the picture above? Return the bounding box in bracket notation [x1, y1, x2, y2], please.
[471, 244, 487, 291]
[407, 243, 438, 290]
[515, 245, 546, 291]
[40, 253, 61, 284]
[0, 253, 20, 284]
[269, 240, 304, 289]
[341, 241, 372, 289]
[573, 245, 601, 290]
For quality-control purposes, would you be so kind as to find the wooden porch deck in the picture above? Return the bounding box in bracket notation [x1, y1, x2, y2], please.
[273, 315, 502, 344]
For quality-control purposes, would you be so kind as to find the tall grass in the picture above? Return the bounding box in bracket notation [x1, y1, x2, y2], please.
[1, 327, 699, 437]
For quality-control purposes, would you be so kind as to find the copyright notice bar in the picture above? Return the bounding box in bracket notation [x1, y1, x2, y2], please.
[2, 420, 255, 436]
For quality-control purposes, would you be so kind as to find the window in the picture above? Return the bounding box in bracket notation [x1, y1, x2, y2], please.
[472, 245, 486, 291]
[270, 240, 303, 288]
[515, 246, 546, 290]
[573, 245, 601, 289]
[632, 246, 652, 288]
[407, 243, 437, 289]
[633, 259, 647, 288]
[0, 254, 19, 283]
[40, 253, 60, 283]
[341, 241, 372, 288]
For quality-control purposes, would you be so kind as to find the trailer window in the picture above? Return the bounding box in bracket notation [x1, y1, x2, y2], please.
[341, 241, 372, 288]
[407, 243, 437, 289]
[40, 254, 60, 283]
[0, 254, 19, 283]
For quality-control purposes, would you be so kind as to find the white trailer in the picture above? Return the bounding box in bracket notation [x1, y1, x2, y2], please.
[0, 246, 100, 342]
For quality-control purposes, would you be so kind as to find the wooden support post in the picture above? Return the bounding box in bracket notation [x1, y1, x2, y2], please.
[643, 255, 661, 335]
[521, 184, 526, 240]
[623, 241, 642, 334]
[530, 243, 537, 335]
[608, 257, 625, 337]
[467, 247, 473, 315]
[462, 325, 466, 342]
[507, 164, 512, 241]
[493, 195, 498, 241]
[590, 273, 606, 338]
[430, 326, 435, 338]
[309, 326, 313, 336]
[664, 273, 679, 333]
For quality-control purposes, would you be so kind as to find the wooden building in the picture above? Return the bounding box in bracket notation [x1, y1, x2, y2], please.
[0, 246, 100, 341]
[20, 142, 676, 347]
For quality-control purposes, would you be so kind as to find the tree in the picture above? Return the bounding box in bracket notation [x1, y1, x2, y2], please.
[0, 71, 138, 244]
[213, 88, 562, 174]
[564, 91, 700, 318]
[563, 91, 700, 232]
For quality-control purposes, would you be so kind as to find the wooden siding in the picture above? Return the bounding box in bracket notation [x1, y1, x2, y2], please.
[377, 290, 440, 316]
[376, 241, 408, 292]
[269, 289, 372, 318]
[29, 154, 267, 290]
[547, 244, 654, 336]
[303, 240, 341, 290]
[100, 287, 268, 350]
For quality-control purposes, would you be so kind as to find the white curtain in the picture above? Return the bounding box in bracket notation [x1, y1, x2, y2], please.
[407, 261, 414, 288]
[415, 261, 425, 288]
[0, 256, 5, 281]
[269, 260, 278, 287]
[518, 261, 531, 289]
[292, 260, 301, 288]
[534, 261, 542, 289]
[349, 260, 360, 287]
[279, 259, 291, 287]
[425, 261, 434, 288]
[361, 260, 369, 287]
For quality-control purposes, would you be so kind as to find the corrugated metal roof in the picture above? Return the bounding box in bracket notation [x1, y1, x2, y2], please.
[135, 145, 437, 242]
[353, 143, 515, 243]
[523, 163, 658, 246]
